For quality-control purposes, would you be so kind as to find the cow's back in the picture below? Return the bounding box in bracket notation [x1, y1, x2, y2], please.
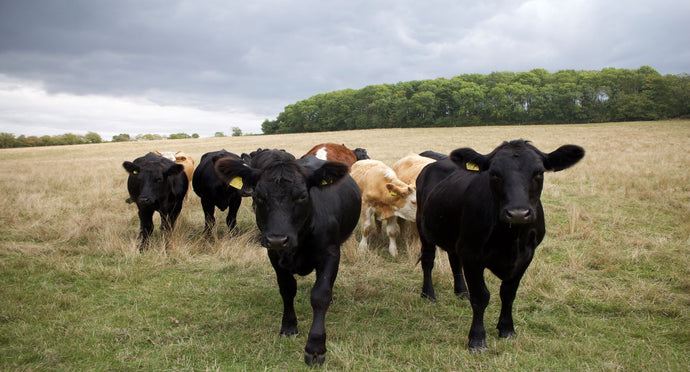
[416, 158, 475, 249]
[392, 154, 435, 185]
[193, 150, 240, 210]
[304, 143, 358, 168]
[311, 175, 361, 243]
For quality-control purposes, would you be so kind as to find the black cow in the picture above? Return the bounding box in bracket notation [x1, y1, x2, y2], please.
[122, 152, 188, 252]
[352, 147, 370, 161]
[416, 140, 584, 352]
[192, 150, 245, 237]
[214, 150, 361, 366]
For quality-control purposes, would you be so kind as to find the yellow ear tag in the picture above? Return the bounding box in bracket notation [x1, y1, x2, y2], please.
[390, 190, 398, 196]
[132, 170, 138, 175]
[465, 162, 479, 171]
[229, 177, 243, 189]
[321, 179, 329, 186]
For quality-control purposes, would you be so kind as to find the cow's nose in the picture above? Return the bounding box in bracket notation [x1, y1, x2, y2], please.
[505, 208, 532, 224]
[266, 235, 289, 248]
[138, 197, 153, 206]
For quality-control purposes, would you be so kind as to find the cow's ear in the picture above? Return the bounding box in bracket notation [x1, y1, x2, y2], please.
[164, 163, 185, 178]
[450, 148, 487, 172]
[385, 183, 410, 197]
[308, 161, 349, 188]
[543, 145, 585, 172]
[214, 157, 259, 192]
[123, 161, 139, 174]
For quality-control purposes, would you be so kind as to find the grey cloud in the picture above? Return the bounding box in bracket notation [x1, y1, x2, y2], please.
[0, 0, 688, 137]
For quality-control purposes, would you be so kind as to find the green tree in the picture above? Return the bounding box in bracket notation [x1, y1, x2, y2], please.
[84, 132, 102, 143]
[168, 133, 191, 140]
[214, 132, 226, 137]
[112, 133, 131, 142]
[231, 127, 242, 136]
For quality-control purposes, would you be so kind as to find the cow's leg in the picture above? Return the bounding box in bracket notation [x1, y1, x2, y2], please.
[358, 207, 374, 251]
[304, 249, 340, 366]
[447, 250, 469, 299]
[162, 202, 184, 251]
[464, 264, 490, 352]
[496, 269, 527, 339]
[385, 216, 400, 256]
[225, 196, 241, 233]
[200, 198, 216, 237]
[419, 230, 437, 301]
[137, 207, 155, 252]
[268, 253, 298, 337]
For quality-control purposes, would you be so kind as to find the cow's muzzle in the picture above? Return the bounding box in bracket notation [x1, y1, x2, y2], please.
[137, 197, 155, 206]
[502, 208, 534, 224]
[264, 234, 289, 249]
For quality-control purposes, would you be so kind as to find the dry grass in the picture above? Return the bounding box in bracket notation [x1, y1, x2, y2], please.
[1, 120, 688, 370]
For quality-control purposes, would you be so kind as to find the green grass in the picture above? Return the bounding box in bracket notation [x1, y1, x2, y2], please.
[1, 121, 689, 370]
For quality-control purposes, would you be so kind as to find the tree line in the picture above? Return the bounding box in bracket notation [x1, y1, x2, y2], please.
[261, 67, 690, 134]
[0, 132, 206, 149]
[0, 127, 248, 149]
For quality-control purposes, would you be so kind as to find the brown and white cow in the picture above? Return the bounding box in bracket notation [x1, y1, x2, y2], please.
[350, 159, 416, 256]
[154, 151, 195, 183]
[302, 143, 369, 169]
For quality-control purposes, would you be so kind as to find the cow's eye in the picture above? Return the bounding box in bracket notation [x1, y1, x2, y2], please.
[490, 172, 502, 183]
[533, 172, 544, 181]
[154, 177, 163, 183]
[295, 192, 308, 203]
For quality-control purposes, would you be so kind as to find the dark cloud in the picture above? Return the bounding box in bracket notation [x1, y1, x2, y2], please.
[0, 0, 688, 137]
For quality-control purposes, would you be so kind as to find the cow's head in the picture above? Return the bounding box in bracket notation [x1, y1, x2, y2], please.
[383, 180, 417, 221]
[123, 153, 185, 206]
[352, 147, 370, 161]
[214, 150, 349, 250]
[450, 140, 584, 224]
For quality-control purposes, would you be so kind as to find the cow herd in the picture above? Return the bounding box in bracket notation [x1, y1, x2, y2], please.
[122, 140, 584, 365]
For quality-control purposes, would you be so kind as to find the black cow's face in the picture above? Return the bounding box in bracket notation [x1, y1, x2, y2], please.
[252, 170, 311, 249]
[353, 148, 370, 160]
[214, 151, 349, 250]
[451, 140, 584, 225]
[123, 154, 184, 206]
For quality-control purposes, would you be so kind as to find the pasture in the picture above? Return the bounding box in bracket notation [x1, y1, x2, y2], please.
[1, 121, 688, 370]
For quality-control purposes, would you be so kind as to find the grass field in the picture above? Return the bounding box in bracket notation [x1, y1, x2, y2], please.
[1, 121, 688, 371]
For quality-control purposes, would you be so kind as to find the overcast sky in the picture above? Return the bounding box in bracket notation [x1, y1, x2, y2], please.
[1, 0, 688, 138]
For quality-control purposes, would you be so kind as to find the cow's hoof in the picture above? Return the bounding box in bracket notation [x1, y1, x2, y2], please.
[468, 339, 487, 354]
[421, 292, 437, 302]
[498, 329, 516, 339]
[304, 352, 326, 366]
[280, 330, 298, 338]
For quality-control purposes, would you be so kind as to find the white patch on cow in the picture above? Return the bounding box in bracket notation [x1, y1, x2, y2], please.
[157, 151, 176, 161]
[358, 206, 375, 251]
[385, 216, 400, 256]
[383, 168, 397, 181]
[394, 192, 417, 221]
[315, 147, 328, 160]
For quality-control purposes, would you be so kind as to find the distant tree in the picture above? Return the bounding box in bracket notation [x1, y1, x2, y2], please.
[0, 132, 16, 148]
[214, 131, 226, 137]
[112, 133, 131, 142]
[136, 134, 164, 141]
[168, 133, 191, 140]
[40, 135, 54, 145]
[192, 133, 199, 138]
[84, 132, 102, 143]
[231, 127, 243, 136]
